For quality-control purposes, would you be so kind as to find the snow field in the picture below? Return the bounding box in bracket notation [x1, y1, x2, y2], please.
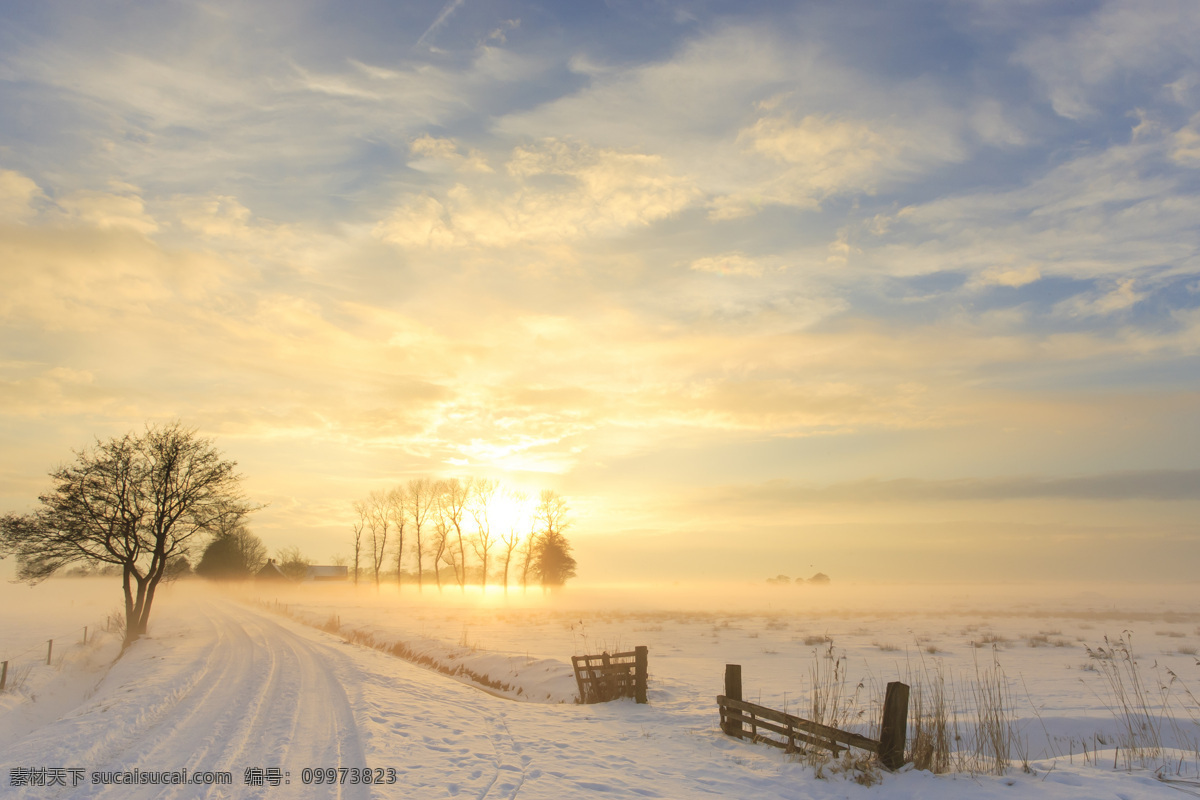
[2, 578, 1199, 798]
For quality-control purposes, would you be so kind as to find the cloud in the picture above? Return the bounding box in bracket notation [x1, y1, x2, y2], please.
[1056, 278, 1145, 317]
[1012, 0, 1200, 119]
[689, 254, 765, 277]
[57, 187, 158, 235]
[700, 470, 1200, 507]
[1174, 113, 1200, 165]
[710, 113, 958, 219]
[0, 169, 44, 218]
[499, 24, 970, 222]
[862, 129, 1200, 282]
[376, 138, 698, 248]
[977, 263, 1042, 288]
[0, 366, 110, 418]
[416, 0, 466, 47]
[408, 135, 493, 173]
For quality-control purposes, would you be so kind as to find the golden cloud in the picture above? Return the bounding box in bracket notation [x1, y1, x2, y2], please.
[0, 169, 44, 218]
[376, 139, 698, 249]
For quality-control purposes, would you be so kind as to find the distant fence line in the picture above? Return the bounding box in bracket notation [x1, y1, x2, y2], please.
[1, 624, 97, 692]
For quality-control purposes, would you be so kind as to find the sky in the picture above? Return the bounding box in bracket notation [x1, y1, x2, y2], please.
[1, 0, 1198, 585]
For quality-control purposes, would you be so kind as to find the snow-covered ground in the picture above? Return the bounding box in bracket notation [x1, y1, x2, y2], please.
[2, 577, 1199, 798]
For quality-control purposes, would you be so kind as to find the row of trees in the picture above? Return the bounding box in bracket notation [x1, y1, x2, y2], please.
[351, 479, 577, 591]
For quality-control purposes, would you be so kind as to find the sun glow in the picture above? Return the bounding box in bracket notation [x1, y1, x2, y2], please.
[487, 490, 533, 540]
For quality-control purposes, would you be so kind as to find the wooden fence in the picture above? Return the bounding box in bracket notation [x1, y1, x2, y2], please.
[571, 646, 648, 704]
[717, 664, 909, 770]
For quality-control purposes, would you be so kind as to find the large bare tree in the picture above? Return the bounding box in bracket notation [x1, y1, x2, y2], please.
[0, 423, 251, 646]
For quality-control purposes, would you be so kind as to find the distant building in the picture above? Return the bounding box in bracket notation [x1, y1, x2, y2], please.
[304, 565, 349, 582]
[256, 558, 287, 581]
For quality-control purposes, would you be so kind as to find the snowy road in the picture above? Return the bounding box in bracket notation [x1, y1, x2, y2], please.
[1, 586, 1187, 799]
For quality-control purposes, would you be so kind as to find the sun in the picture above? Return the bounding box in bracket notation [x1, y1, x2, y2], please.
[487, 490, 532, 536]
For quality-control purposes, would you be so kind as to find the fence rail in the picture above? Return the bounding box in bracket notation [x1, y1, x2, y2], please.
[571, 646, 648, 704]
[717, 664, 909, 770]
[717, 695, 879, 754]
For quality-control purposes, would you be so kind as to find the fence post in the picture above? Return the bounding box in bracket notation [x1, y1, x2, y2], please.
[83, 626, 88, 645]
[879, 681, 910, 770]
[47, 639, 53, 666]
[571, 656, 587, 704]
[723, 664, 743, 736]
[600, 652, 612, 701]
[634, 646, 648, 704]
[1, 661, 7, 691]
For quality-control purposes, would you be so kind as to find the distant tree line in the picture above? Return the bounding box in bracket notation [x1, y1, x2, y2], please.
[765, 572, 831, 585]
[351, 479, 577, 591]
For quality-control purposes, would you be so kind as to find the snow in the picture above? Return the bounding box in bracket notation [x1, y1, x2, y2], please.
[2, 578, 1199, 798]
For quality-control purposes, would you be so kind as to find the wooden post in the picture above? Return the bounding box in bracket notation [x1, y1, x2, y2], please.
[1, 661, 7, 691]
[601, 652, 612, 701]
[571, 656, 587, 704]
[47, 639, 53, 666]
[723, 664, 743, 736]
[634, 646, 648, 704]
[879, 681, 910, 770]
[83, 626, 88, 645]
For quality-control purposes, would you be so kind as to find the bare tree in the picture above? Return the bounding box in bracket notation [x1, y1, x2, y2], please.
[0, 422, 251, 646]
[430, 513, 451, 592]
[350, 502, 367, 586]
[276, 545, 311, 581]
[387, 484, 408, 589]
[469, 477, 499, 591]
[407, 477, 435, 590]
[498, 489, 527, 594]
[357, 490, 390, 587]
[439, 477, 470, 593]
[518, 526, 539, 593]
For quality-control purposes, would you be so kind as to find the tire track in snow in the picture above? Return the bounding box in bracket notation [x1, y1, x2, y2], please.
[0, 593, 375, 800]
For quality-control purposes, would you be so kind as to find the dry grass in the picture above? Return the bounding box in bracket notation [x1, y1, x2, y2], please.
[971, 633, 1008, 648]
[1084, 633, 1167, 770]
[0, 663, 33, 694]
[103, 608, 126, 638]
[969, 648, 1016, 775]
[807, 749, 882, 786]
[907, 656, 953, 774]
[808, 641, 863, 733]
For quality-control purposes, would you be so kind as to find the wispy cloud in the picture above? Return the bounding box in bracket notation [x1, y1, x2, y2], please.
[416, 0, 467, 47]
